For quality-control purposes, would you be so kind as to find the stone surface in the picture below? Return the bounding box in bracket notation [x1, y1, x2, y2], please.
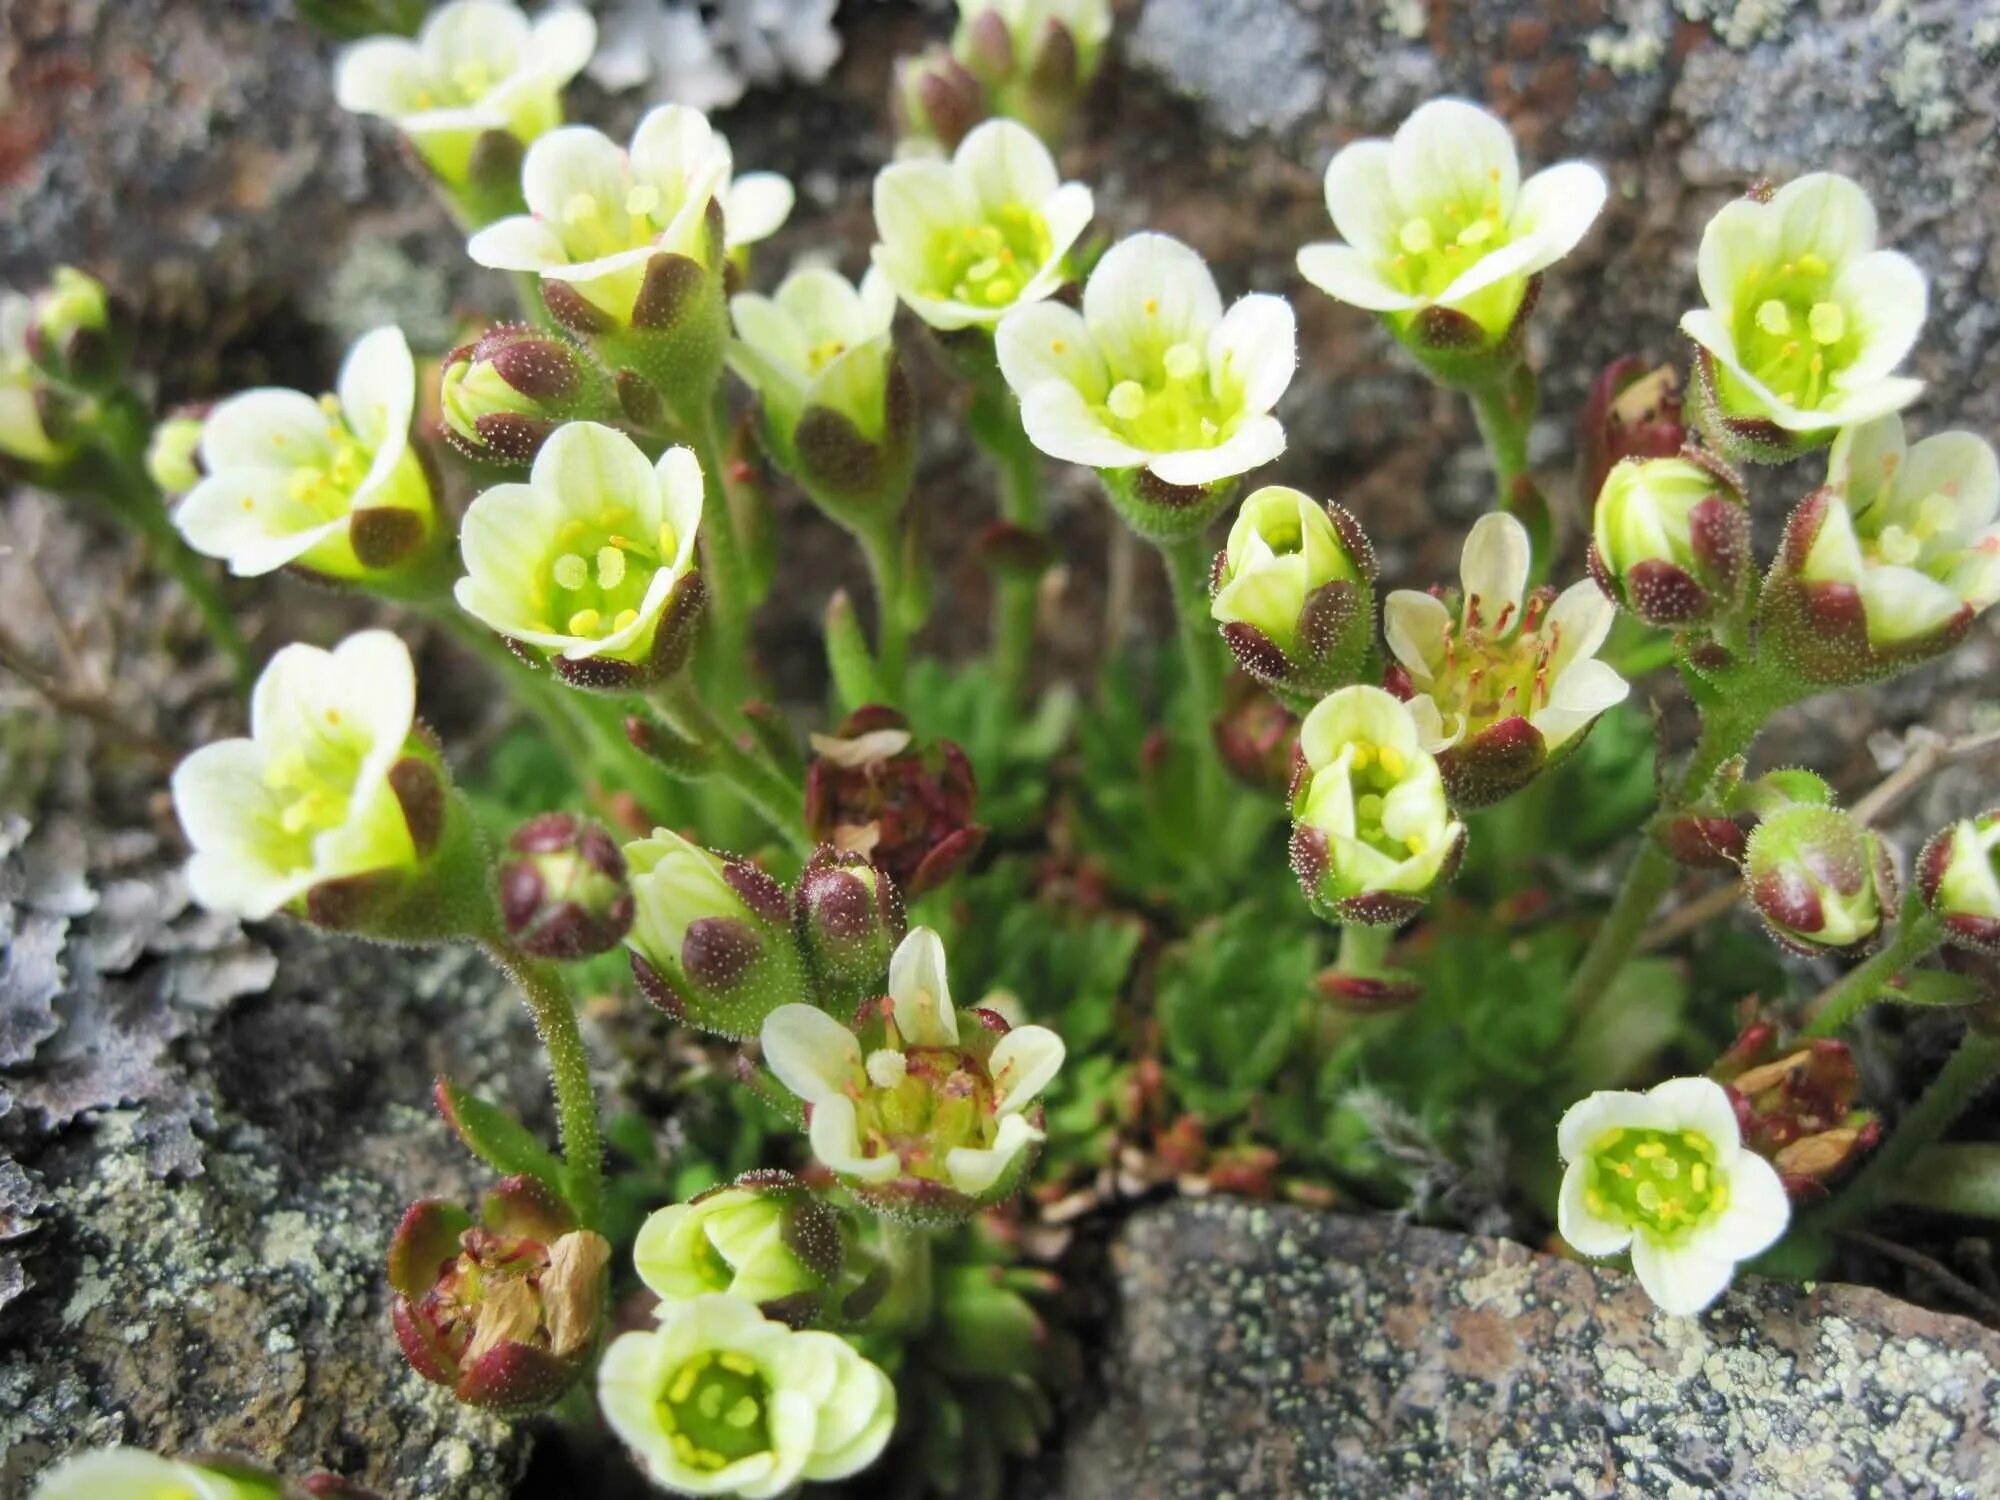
[1053, 1198, 2000, 1499]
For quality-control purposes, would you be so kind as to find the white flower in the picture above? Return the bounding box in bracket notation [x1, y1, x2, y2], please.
[335, 0, 597, 185]
[1297, 98, 1606, 340]
[760, 927, 1065, 1207]
[1802, 413, 2000, 645]
[171, 630, 420, 920]
[996, 232, 1296, 487]
[599, 1294, 895, 1497]
[456, 421, 704, 666]
[870, 118, 1093, 331]
[1680, 173, 1927, 435]
[1383, 512, 1627, 802]
[0, 291, 56, 464]
[29, 1448, 246, 1500]
[1557, 1077, 1790, 1317]
[728, 264, 900, 455]
[175, 326, 433, 580]
[467, 105, 735, 323]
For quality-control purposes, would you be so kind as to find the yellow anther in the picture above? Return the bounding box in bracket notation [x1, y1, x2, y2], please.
[1107, 381, 1147, 422]
[657, 523, 679, 559]
[1680, 1131, 1705, 1150]
[669, 1362, 701, 1403]
[967, 257, 1001, 283]
[1657, 1157, 1680, 1180]
[562, 192, 599, 226]
[595, 545, 627, 589]
[1876, 525, 1921, 566]
[984, 279, 1013, 305]
[612, 607, 639, 631]
[1615, 1161, 1634, 1178]
[1755, 299, 1792, 337]
[625, 183, 661, 219]
[552, 553, 589, 590]
[1456, 218, 1495, 248]
[718, 1353, 759, 1377]
[1377, 746, 1407, 779]
[1356, 793, 1385, 822]
[1636, 1182, 1662, 1210]
[1404, 834, 1427, 855]
[567, 608, 602, 635]
[1143, 297, 1160, 316]
[1807, 301, 1846, 346]
[318, 393, 342, 418]
[325, 709, 342, 726]
[1163, 341, 1202, 381]
[1795, 253, 1829, 276]
[1633, 1140, 1666, 1159]
[1050, 338, 1067, 355]
[1398, 217, 1436, 255]
[1690, 1163, 1709, 1193]
[1349, 744, 1374, 770]
[726, 1395, 760, 1428]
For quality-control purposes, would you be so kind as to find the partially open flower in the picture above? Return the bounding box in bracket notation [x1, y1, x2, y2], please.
[439, 323, 614, 465]
[870, 119, 1092, 332]
[1710, 1022, 1880, 1198]
[454, 421, 705, 691]
[389, 1175, 611, 1414]
[1296, 99, 1605, 377]
[175, 327, 437, 582]
[892, 44, 988, 155]
[146, 410, 207, 495]
[997, 232, 1296, 529]
[1681, 173, 1927, 461]
[28, 266, 121, 390]
[1384, 511, 1629, 808]
[625, 828, 805, 1040]
[1210, 485, 1376, 705]
[335, 1, 596, 194]
[1918, 809, 2000, 954]
[1761, 414, 1999, 684]
[30, 1448, 277, 1500]
[1578, 358, 1686, 505]
[1288, 685, 1465, 926]
[0, 292, 62, 465]
[634, 1170, 842, 1326]
[1589, 450, 1751, 628]
[795, 848, 908, 1015]
[953, 0, 1113, 144]
[804, 707, 986, 895]
[728, 265, 914, 526]
[171, 631, 479, 940]
[500, 811, 634, 960]
[1557, 1076, 1790, 1317]
[1742, 803, 1894, 957]
[761, 927, 1065, 1224]
[599, 1295, 895, 1497]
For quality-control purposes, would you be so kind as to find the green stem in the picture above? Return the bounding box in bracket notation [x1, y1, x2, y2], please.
[1468, 360, 1538, 501]
[1156, 530, 1225, 738]
[1811, 1025, 2000, 1236]
[858, 522, 910, 701]
[478, 939, 604, 1229]
[866, 1218, 937, 1339]
[688, 404, 753, 710]
[1889, 1143, 2000, 1220]
[969, 391, 1045, 702]
[1337, 922, 1394, 977]
[656, 677, 809, 853]
[1800, 905, 1944, 1039]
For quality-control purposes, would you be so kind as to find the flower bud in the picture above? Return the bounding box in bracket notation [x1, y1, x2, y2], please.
[761, 927, 1065, 1226]
[1210, 485, 1376, 706]
[1656, 812, 1749, 871]
[388, 1175, 610, 1414]
[1710, 1022, 1880, 1197]
[1289, 686, 1466, 926]
[1211, 672, 1299, 793]
[145, 410, 207, 495]
[952, 0, 1110, 144]
[893, 45, 989, 153]
[796, 848, 908, 1015]
[1742, 804, 1895, 957]
[28, 266, 123, 390]
[1577, 357, 1685, 504]
[0, 292, 62, 467]
[805, 707, 986, 896]
[1917, 810, 2000, 954]
[440, 324, 613, 466]
[1590, 451, 1751, 628]
[625, 828, 806, 1040]
[500, 812, 634, 960]
[633, 1169, 842, 1326]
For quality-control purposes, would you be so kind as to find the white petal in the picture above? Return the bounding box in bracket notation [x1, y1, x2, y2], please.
[1544, 578, 1616, 677]
[1389, 98, 1521, 224]
[532, 419, 659, 516]
[176, 469, 343, 577]
[1082, 232, 1223, 377]
[988, 1025, 1065, 1114]
[887, 926, 957, 1046]
[1805, 376, 1925, 433]
[799, 1345, 897, 1482]
[1557, 1160, 1635, 1258]
[809, 1094, 900, 1182]
[1629, 1236, 1737, 1318]
[1830, 250, 1928, 388]
[530, 6, 599, 86]
[325, 627, 419, 758]
[1296, 242, 1420, 312]
[1826, 412, 1907, 514]
[956, 119, 1059, 217]
[1207, 294, 1296, 416]
[872, 159, 963, 259]
[1404, 693, 1457, 751]
[654, 445, 706, 575]
[1511, 160, 1608, 266]
[1529, 656, 1629, 752]
[1036, 181, 1096, 271]
[1432, 233, 1546, 310]
[1147, 415, 1286, 487]
[723, 173, 795, 250]
[857, 265, 899, 335]
[1859, 566, 1962, 644]
[1299, 684, 1423, 770]
[334, 38, 425, 119]
[521, 124, 629, 228]
[1018, 382, 1148, 470]
[996, 301, 1108, 403]
[1704, 1151, 1791, 1262]
[1798, 492, 1865, 584]
[1322, 136, 1398, 257]
[731, 290, 812, 378]
[1556, 1089, 1635, 1162]
[1901, 431, 2000, 537]
[945, 1111, 1043, 1196]
[421, 0, 530, 78]
[467, 213, 568, 273]
[199, 388, 332, 472]
[1647, 1075, 1742, 1153]
[30, 1449, 237, 1500]
[760, 1003, 862, 1105]
[1695, 197, 1779, 317]
[1459, 511, 1530, 628]
[1382, 589, 1451, 680]
[336, 326, 415, 453]
[1771, 171, 1878, 266]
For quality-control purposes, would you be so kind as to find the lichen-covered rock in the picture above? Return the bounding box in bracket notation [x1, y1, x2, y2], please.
[1053, 1198, 2000, 1499]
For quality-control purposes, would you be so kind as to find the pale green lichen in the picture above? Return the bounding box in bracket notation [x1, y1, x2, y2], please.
[1885, 34, 1961, 136]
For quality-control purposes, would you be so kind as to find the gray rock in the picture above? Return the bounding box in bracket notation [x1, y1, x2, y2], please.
[1054, 1198, 2000, 1499]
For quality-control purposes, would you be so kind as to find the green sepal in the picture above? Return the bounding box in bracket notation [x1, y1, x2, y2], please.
[824, 588, 887, 712]
[434, 1076, 569, 1203]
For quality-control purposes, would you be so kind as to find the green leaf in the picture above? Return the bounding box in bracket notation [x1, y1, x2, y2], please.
[434, 1076, 568, 1200]
[1563, 956, 1688, 1089]
[824, 590, 886, 713]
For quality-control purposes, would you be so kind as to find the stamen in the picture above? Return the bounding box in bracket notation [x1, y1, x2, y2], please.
[1755, 299, 1792, 337]
[595, 545, 627, 588]
[625, 183, 661, 219]
[866, 1049, 908, 1089]
[1162, 342, 1202, 381]
[1398, 217, 1436, 255]
[1107, 381, 1146, 422]
[1807, 301, 1846, 346]
[567, 608, 602, 635]
[553, 553, 589, 590]
[562, 192, 599, 226]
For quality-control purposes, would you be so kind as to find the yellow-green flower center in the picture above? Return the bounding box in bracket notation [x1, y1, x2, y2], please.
[1333, 738, 1429, 862]
[279, 397, 375, 523]
[556, 179, 690, 264]
[1094, 339, 1234, 455]
[261, 708, 370, 857]
[536, 510, 679, 642]
[1423, 588, 1561, 738]
[848, 1044, 999, 1183]
[1384, 170, 1511, 300]
[927, 204, 1052, 308]
[1583, 1126, 1728, 1241]
[655, 1352, 771, 1472]
[1729, 253, 1857, 413]
[410, 56, 504, 112]
[1859, 486, 1962, 572]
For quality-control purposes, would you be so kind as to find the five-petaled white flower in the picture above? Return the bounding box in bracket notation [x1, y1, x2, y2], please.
[728, 264, 900, 465]
[335, 0, 598, 187]
[1296, 98, 1606, 342]
[1557, 1076, 1790, 1317]
[1383, 511, 1628, 804]
[760, 926, 1065, 1211]
[996, 232, 1296, 487]
[176, 326, 434, 580]
[599, 1294, 895, 1499]
[30, 1447, 247, 1500]
[171, 630, 422, 920]
[455, 421, 703, 666]
[468, 105, 788, 323]
[1680, 173, 1927, 437]
[870, 118, 1092, 331]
